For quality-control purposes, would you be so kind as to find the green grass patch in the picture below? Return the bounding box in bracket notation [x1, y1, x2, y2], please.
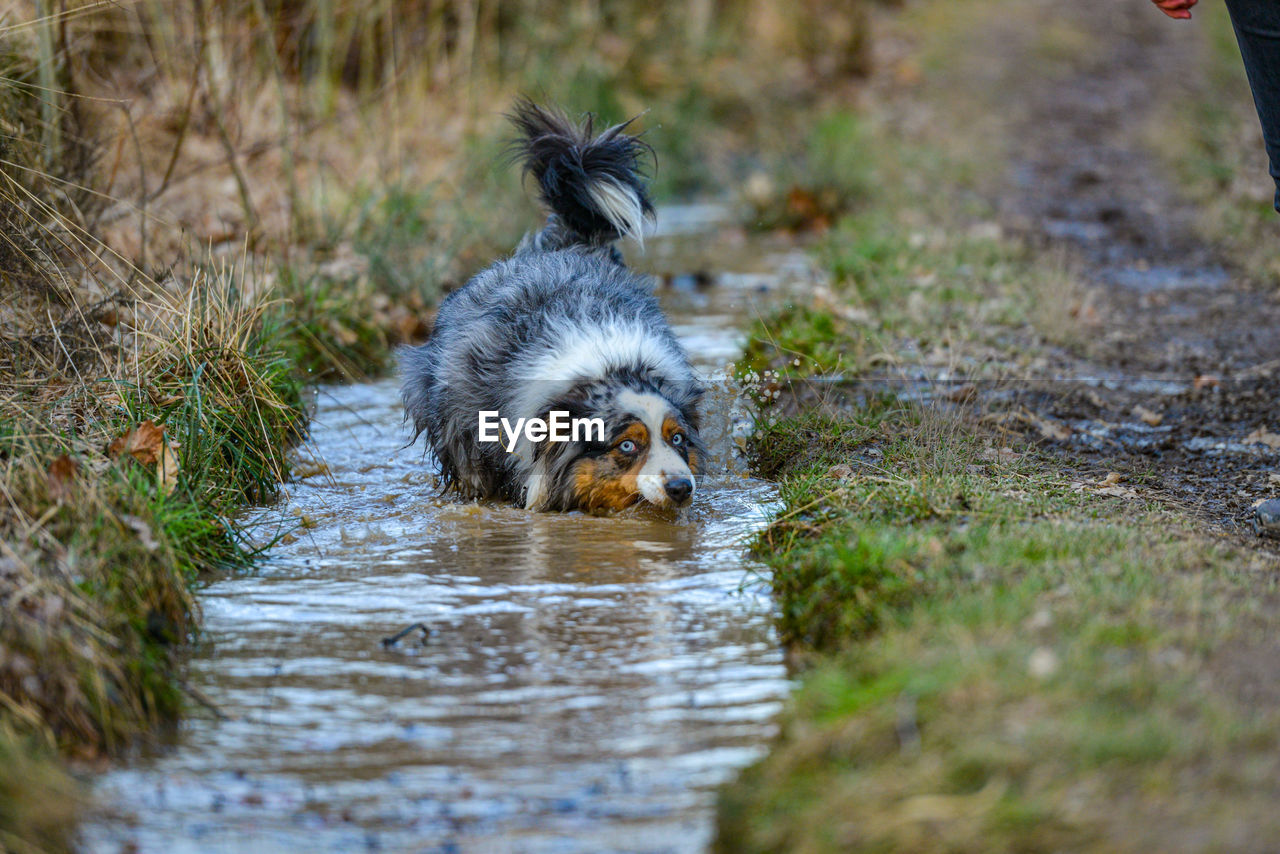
[718, 401, 1280, 851]
[718, 9, 1279, 837]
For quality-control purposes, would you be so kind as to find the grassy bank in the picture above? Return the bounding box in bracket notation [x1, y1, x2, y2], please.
[716, 1, 1280, 850]
[718, 402, 1280, 851]
[1, 1, 881, 849]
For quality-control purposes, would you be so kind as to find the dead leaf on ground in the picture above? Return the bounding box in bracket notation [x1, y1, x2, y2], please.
[784, 186, 833, 232]
[388, 306, 431, 343]
[1096, 484, 1140, 499]
[1192, 374, 1220, 392]
[109, 420, 181, 493]
[1031, 414, 1072, 442]
[157, 442, 180, 494]
[46, 455, 79, 502]
[1076, 471, 1139, 499]
[147, 387, 183, 408]
[109, 420, 166, 465]
[1132, 405, 1163, 427]
[826, 463, 856, 481]
[983, 410, 1069, 442]
[121, 514, 160, 552]
[1244, 426, 1280, 450]
[329, 320, 360, 346]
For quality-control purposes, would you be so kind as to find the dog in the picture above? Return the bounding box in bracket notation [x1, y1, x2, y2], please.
[400, 100, 703, 513]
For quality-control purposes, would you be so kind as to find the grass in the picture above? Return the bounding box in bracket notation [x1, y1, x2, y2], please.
[1, 266, 308, 747]
[738, 91, 1082, 382]
[0, 1, 883, 850]
[716, 1, 1280, 849]
[718, 393, 1280, 851]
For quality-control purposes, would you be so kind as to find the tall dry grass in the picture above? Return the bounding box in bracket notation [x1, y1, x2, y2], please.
[1, 1, 878, 849]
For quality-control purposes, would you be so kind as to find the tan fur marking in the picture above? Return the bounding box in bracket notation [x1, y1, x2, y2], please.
[661, 417, 683, 443]
[615, 421, 649, 449]
[570, 451, 650, 513]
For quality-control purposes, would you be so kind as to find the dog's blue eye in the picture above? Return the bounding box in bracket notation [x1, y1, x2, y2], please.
[619, 440, 637, 454]
[671, 433, 684, 446]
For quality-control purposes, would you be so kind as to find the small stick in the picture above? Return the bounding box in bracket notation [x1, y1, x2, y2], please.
[179, 677, 232, 721]
[381, 622, 430, 649]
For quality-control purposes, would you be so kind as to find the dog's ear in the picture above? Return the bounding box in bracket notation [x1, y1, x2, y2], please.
[529, 396, 587, 464]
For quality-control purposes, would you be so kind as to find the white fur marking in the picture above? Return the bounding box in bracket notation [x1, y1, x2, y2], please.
[509, 320, 686, 466]
[618, 389, 695, 507]
[588, 179, 649, 248]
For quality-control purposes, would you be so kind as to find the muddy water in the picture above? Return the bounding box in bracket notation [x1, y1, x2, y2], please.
[84, 209, 821, 854]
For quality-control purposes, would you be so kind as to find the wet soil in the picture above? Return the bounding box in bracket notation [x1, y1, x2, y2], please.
[981, 0, 1280, 537]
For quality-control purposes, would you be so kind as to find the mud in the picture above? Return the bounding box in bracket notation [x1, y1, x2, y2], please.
[986, 0, 1280, 537]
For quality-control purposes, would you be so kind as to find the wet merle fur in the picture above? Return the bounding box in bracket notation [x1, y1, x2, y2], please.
[400, 101, 702, 510]
[507, 98, 655, 249]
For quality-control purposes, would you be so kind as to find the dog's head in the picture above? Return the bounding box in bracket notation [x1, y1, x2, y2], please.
[528, 380, 703, 514]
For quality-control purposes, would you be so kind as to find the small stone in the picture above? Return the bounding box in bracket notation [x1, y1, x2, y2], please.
[1025, 608, 1053, 631]
[1253, 498, 1280, 539]
[1028, 647, 1059, 679]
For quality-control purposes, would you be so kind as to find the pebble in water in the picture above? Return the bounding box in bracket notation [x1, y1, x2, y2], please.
[1254, 498, 1280, 538]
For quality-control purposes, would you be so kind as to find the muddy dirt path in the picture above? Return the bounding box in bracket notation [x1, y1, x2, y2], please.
[978, 0, 1280, 536]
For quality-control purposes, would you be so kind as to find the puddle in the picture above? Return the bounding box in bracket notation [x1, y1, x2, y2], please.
[1104, 264, 1228, 293]
[83, 206, 820, 854]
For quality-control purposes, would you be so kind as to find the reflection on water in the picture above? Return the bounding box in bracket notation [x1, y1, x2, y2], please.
[84, 208, 821, 854]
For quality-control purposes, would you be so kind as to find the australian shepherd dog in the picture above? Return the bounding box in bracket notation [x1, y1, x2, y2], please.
[399, 100, 703, 513]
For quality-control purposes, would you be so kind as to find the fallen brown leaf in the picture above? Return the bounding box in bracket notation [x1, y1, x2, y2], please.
[46, 455, 79, 502]
[1082, 471, 1139, 499]
[1244, 426, 1280, 450]
[826, 463, 856, 481]
[109, 420, 181, 493]
[1096, 484, 1140, 499]
[121, 514, 160, 551]
[1192, 374, 1220, 392]
[1132, 405, 1163, 427]
[109, 420, 166, 466]
[1032, 414, 1072, 442]
[157, 442, 180, 495]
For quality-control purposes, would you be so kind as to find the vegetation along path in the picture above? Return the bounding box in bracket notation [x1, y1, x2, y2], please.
[717, 0, 1280, 850]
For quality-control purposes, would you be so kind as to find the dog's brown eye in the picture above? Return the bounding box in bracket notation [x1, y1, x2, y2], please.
[671, 432, 684, 446]
[619, 439, 638, 454]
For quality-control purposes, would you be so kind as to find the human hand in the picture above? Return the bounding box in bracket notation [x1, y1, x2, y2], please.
[1151, 0, 1198, 20]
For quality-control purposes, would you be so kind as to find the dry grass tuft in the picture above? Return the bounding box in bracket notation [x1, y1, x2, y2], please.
[0, 0, 883, 848]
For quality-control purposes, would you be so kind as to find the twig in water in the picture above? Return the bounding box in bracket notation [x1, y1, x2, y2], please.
[178, 677, 233, 722]
[381, 622, 431, 649]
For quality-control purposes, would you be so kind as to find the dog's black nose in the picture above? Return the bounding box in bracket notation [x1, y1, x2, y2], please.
[664, 477, 693, 504]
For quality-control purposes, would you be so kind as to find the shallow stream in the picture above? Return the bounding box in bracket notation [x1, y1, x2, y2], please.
[84, 208, 822, 854]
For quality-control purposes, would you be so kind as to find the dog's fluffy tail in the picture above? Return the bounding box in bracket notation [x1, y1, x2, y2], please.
[509, 98, 654, 249]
